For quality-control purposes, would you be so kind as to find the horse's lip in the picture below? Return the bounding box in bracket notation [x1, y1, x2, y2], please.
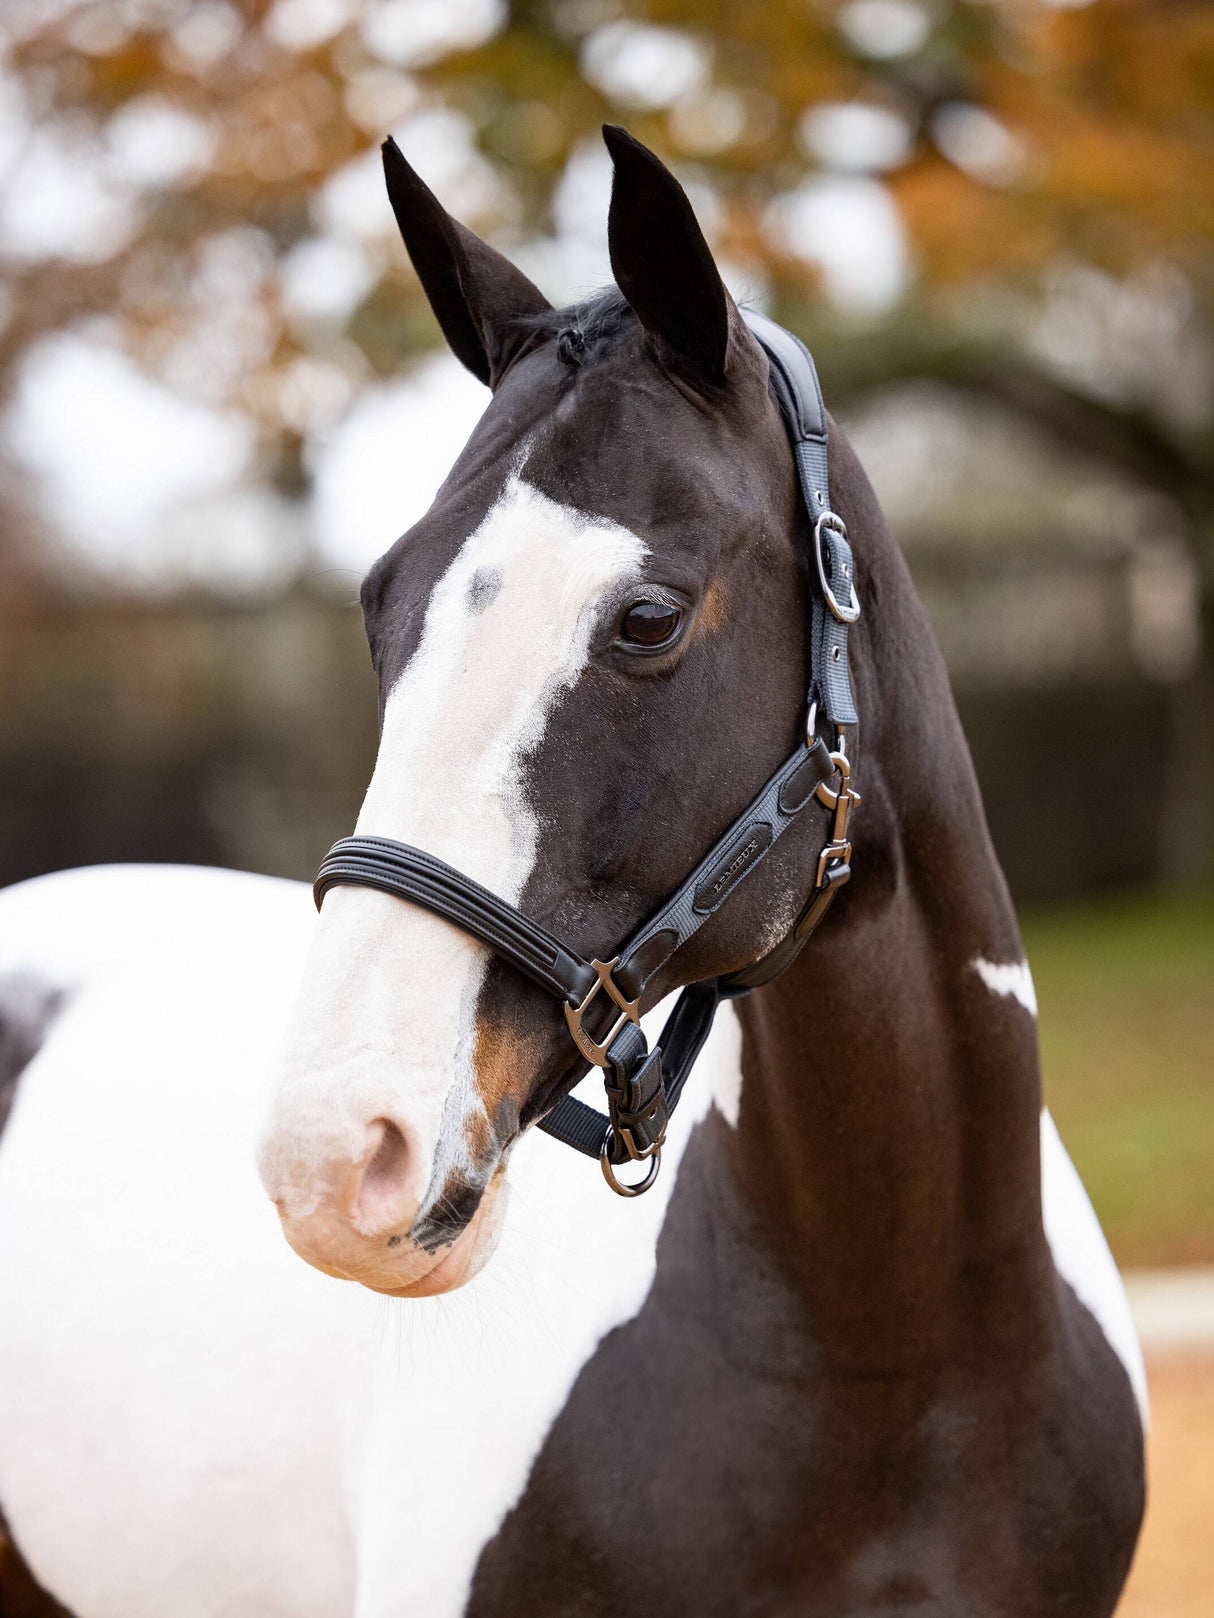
[361, 1167, 506, 1298]
[363, 1234, 474, 1297]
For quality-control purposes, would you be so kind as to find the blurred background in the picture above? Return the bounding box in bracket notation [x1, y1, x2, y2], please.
[0, 1, 1209, 1610]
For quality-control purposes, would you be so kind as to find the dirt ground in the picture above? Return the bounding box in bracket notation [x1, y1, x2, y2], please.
[1118, 1351, 1214, 1618]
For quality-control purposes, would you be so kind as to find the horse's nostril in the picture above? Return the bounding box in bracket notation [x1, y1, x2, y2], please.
[353, 1118, 414, 1236]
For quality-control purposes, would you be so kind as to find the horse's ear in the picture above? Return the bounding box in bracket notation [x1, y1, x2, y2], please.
[603, 124, 731, 384]
[381, 137, 551, 388]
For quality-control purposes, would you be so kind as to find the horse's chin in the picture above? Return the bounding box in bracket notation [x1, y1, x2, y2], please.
[284, 1172, 508, 1299]
[367, 1229, 489, 1298]
[371, 1183, 507, 1297]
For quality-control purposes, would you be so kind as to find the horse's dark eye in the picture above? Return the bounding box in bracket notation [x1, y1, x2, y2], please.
[621, 601, 684, 647]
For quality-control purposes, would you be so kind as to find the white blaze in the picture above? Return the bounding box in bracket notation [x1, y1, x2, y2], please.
[260, 477, 646, 1218]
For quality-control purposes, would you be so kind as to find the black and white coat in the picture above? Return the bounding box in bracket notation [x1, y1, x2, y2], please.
[0, 128, 1145, 1618]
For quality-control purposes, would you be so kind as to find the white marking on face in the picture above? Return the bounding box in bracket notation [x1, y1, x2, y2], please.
[972, 955, 1038, 1017]
[259, 477, 646, 1279]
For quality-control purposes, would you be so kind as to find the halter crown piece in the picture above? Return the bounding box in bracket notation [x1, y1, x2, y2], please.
[314, 312, 861, 1196]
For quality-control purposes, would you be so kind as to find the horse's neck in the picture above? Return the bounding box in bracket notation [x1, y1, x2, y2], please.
[725, 524, 1047, 1364]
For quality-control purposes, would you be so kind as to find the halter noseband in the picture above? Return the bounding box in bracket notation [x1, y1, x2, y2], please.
[313, 311, 861, 1197]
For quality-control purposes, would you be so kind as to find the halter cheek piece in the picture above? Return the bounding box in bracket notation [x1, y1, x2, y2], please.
[314, 312, 861, 1197]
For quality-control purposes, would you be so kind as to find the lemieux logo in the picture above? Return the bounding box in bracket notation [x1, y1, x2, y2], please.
[714, 836, 761, 895]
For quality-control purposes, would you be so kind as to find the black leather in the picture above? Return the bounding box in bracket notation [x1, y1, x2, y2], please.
[314, 838, 597, 1004]
[314, 313, 861, 1187]
[612, 738, 835, 1002]
[692, 825, 772, 914]
[741, 308, 828, 443]
[779, 744, 835, 813]
[602, 1026, 667, 1163]
[540, 979, 722, 1162]
[314, 735, 836, 1167]
[743, 309, 859, 729]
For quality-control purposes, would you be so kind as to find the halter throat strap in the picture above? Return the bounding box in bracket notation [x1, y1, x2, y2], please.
[313, 312, 860, 1195]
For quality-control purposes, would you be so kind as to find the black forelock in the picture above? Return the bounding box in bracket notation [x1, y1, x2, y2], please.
[512, 287, 637, 367]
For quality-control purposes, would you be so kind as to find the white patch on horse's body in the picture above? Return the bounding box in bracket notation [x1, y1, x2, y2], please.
[972, 955, 1038, 1017]
[1039, 1110, 1149, 1426]
[0, 867, 357, 1617]
[710, 1001, 744, 1126]
[970, 959, 1146, 1418]
[0, 871, 1147, 1614]
[260, 476, 645, 1233]
[0, 864, 724, 1618]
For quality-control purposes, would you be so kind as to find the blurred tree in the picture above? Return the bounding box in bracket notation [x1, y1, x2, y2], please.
[3, 1, 1211, 489]
[1, 0, 1212, 867]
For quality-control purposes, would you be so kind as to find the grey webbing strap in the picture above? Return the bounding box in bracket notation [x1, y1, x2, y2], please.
[537, 1092, 615, 1157]
[315, 740, 833, 1020]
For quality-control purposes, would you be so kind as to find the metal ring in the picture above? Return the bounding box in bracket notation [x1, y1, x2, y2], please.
[600, 1140, 662, 1198]
[814, 512, 861, 624]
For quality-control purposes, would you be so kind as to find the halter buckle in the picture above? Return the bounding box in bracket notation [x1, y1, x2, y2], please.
[814, 512, 861, 623]
[563, 957, 641, 1068]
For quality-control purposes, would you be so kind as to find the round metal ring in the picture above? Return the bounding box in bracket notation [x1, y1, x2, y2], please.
[600, 1140, 662, 1198]
[805, 698, 819, 750]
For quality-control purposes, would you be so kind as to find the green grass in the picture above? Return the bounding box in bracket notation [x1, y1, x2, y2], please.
[1021, 890, 1214, 1267]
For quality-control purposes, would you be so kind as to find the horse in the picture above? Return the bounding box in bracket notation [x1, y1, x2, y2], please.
[0, 125, 1145, 1617]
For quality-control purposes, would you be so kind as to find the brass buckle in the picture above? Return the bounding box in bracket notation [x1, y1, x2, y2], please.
[814, 743, 860, 889]
[813, 744, 858, 812]
[563, 957, 641, 1069]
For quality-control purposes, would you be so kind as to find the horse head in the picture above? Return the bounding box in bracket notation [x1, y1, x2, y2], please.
[257, 127, 839, 1296]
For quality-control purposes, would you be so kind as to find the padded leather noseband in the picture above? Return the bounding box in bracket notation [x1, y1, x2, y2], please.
[314, 311, 861, 1196]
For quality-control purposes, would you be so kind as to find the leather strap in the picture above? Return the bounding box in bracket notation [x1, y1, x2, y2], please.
[612, 738, 835, 1002]
[313, 313, 861, 1191]
[315, 838, 596, 1005]
[315, 737, 836, 1162]
[535, 738, 834, 1162]
[741, 309, 858, 728]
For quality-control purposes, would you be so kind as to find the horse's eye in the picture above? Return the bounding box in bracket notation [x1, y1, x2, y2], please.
[621, 601, 684, 648]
